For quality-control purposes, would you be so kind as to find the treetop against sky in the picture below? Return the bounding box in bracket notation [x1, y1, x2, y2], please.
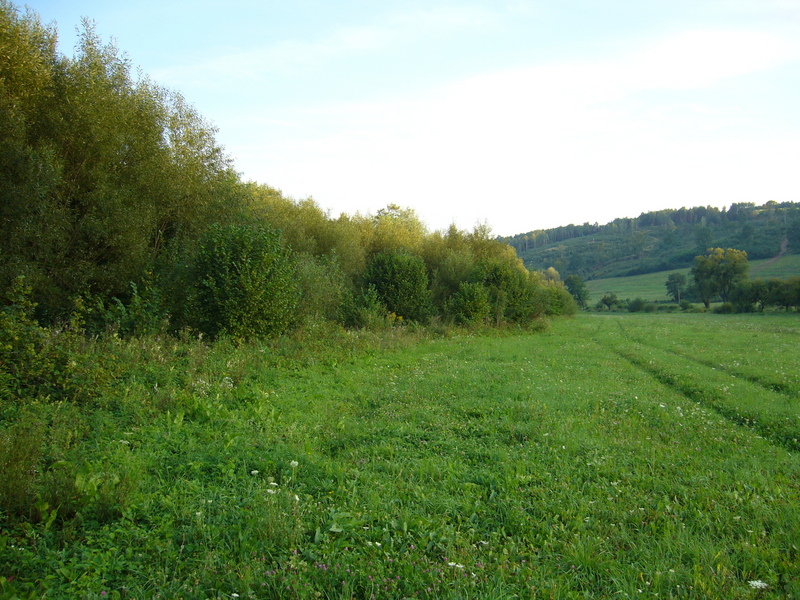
[26, 0, 800, 236]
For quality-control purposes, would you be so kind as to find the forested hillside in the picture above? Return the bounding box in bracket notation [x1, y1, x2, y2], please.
[503, 202, 800, 280]
[0, 2, 574, 336]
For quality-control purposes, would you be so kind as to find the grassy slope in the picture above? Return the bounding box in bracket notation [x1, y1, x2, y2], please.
[2, 315, 800, 599]
[585, 254, 800, 303]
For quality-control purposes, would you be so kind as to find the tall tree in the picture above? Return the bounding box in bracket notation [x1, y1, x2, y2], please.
[690, 248, 749, 308]
[564, 274, 589, 308]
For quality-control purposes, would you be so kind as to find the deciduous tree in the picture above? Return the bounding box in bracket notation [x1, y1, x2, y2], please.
[665, 272, 687, 303]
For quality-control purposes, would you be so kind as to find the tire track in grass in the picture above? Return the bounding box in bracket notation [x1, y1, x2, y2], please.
[615, 319, 799, 399]
[594, 323, 800, 453]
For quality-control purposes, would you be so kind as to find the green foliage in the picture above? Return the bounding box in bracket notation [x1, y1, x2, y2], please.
[447, 281, 491, 325]
[341, 285, 389, 329]
[597, 291, 622, 311]
[293, 253, 348, 324]
[564, 274, 589, 308]
[0, 416, 43, 517]
[0, 3, 242, 320]
[665, 272, 687, 303]
[0, 277, 72, 404]
[186, 224, 298, 339]
[362, 251, 430, 322]
[691, 248, 749, 308]
[0, 278, 120, 408]
[536, 284, 579, 316]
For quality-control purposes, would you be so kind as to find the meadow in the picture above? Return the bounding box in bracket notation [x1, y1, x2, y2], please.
[585, 253, 800, 302]
[2, 314, 800, 599]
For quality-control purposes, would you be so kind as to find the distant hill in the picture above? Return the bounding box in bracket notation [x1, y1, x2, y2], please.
[502, 201, 800, 281]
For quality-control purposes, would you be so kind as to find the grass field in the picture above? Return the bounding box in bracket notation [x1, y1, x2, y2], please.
[585, 253, 800, 303]
[2, 314, 800, 599]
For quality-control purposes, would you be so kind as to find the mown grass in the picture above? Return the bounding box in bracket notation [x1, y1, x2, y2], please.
[1, 315, 800, 599]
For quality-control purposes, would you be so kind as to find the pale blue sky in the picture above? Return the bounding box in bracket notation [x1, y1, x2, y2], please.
[26, 0, 800, 235]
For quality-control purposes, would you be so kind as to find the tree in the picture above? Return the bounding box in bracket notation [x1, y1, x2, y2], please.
[665, 272, 687, 303]
[0, 7, 242, 320]
[564, 275, 589, 308]
[690, 248, 748, 308]
[694, 225, 713, 249]
[599, 292, 619, 311]
[767, 277, 800, 312]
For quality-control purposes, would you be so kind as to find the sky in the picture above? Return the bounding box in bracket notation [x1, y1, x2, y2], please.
[24, 0, 800, 236]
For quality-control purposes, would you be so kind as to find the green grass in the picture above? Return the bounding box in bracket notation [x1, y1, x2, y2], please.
[2, 315, 800, 599]
[750, 253, 800, 279]
[585, 269, 691, 303]
[586, 253, 800, 303]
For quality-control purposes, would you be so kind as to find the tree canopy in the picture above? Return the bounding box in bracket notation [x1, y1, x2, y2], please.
[0, 1, 572, 335]
[690, 248, 749, 308]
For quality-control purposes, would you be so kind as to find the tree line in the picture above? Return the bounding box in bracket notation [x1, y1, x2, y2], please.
[0, 2, 575, 341]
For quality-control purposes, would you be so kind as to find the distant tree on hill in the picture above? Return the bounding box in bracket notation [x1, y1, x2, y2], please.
[694, 225, 713, 250]
[665, 272, 687, 303]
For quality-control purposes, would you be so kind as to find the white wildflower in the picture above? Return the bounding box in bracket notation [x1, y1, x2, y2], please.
[748, 580, 768, 590]
[290, 460, 299, 468]
[250, 470, 259, 475]
[267, 489, 276, 494]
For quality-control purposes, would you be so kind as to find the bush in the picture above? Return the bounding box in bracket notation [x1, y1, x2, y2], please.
[713, 302, 735, 314]
[342, 285, 389, 330]
[538, 285, 578, 316]
[186, 224, 299, 339]
[294, 254, 348, 324]
[0, 277, 74, 404]
[627, 297, 647, 312]
[448, 282, 491, 325]
[362, 251, 430, 322]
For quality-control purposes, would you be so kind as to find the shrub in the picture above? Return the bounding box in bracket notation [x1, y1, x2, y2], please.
[714, 302, 735, 314]
[0, 277, 71, 403]
[294, 253, 347, 324]
[538, 285, 578, 316]
[448, 282, 490, 325]
[342, 284, 397, 330]
[0, 416, 44, 518]
[362, 251, 430, 322]
[187, 224, 299, 339]
[627, 297, 647, 312]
